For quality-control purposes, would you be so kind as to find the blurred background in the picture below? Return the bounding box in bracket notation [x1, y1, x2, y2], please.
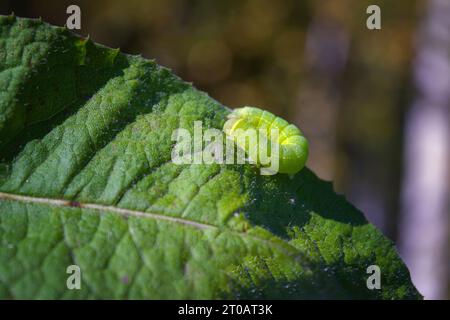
[1, 0, 448, 299]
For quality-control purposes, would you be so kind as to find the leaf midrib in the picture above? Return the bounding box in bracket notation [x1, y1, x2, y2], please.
[0, 191, 213, 229]
[0, 191, 310, 267]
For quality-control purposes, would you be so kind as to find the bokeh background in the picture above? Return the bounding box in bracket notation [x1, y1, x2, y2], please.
[1, 0, 449, 299]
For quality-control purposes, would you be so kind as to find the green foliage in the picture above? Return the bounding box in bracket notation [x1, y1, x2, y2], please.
[0, 16, 420, 299]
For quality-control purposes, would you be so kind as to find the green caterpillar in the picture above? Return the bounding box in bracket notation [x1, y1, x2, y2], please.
[223, 106, 309, 175]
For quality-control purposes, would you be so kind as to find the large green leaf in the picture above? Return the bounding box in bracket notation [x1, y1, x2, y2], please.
[0, 16, 420, 299]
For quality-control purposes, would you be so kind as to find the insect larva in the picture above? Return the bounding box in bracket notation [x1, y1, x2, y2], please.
[223, 106, 309, 175]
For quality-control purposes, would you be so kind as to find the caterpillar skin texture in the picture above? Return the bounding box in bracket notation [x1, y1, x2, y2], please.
[223, 106, 309, 174]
